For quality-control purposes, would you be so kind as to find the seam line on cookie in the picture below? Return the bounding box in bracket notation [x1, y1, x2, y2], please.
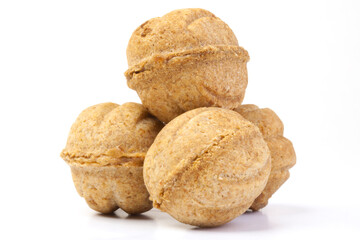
[156, 127, 269, 208]
[125, 45, 249, 79]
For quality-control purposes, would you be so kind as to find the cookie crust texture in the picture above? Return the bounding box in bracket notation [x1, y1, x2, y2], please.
[144, 107, 271, 227]
[235, 104, 296, 211]
[125, 8, 250, 123]
[61, 102, 163, 214]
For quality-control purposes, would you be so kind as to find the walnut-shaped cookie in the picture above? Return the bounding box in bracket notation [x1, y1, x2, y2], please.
[235, 104, 296, 211]
[61, 102, 163, 214]
[125, 8, 249, 123]
[144, 107, 271, 227]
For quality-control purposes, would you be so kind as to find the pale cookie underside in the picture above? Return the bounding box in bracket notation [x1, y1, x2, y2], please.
[70, 163, 152, 214]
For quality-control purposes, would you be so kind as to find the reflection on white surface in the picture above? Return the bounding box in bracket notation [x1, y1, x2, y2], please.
[193, 210, 270, 232]
[79, 204, 360, 240]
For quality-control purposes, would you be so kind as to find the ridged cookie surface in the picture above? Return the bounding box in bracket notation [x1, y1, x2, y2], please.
[144, 107, 271, 227]
[125, 9, 249, 123]
[235, 104, 296, 210]
[61, 102, 163, 214]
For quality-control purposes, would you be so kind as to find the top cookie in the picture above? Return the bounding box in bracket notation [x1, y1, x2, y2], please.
[125, 9, 250, 123]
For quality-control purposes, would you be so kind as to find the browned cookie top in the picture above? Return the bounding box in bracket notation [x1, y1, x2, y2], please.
[126, 8, 244, 67]
[61, 102, 163, 166]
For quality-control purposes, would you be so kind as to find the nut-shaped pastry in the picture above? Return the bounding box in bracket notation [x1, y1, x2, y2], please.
[234, 104, 296, 211]
[61, 102, 163, 214]
[125, 8, 249, 123]
[144, 107, 271, 227]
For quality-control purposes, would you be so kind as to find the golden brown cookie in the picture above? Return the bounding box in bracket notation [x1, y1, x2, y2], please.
[125, 8, 249, 123]
[61, 102, 163, 214]
[234, 104, 296, 211]
[144, 107, 271, 227]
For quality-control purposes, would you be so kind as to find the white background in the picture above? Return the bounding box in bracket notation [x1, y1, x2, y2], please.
[1, 0, 360, 239]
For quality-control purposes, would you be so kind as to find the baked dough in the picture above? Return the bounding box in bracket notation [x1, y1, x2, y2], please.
[125, 8, 249, 123]
[235, 104, 296, 210]
[61, 102, 163, 214]
[144, 107, 271, 226]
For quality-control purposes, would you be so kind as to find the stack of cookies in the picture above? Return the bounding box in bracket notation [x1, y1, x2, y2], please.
[61, 8, 296, 227]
